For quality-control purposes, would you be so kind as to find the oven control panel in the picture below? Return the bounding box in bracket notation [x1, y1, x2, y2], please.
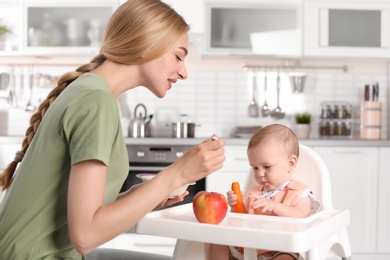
[127, 145, 193, 163]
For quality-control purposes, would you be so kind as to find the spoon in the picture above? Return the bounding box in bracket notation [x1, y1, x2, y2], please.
[261, 71, 270, 117]
[271, 72, 285, 119]
[248, 71, 259, 117]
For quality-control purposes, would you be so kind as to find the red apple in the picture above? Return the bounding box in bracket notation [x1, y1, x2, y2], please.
[192, 191, 228, 224]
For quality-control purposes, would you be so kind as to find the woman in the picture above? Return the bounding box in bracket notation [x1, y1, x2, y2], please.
[0, 0, 225, 259]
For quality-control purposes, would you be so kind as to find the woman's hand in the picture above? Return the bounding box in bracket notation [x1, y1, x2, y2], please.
[155, 190, 190, 210]
[167, 134, 225, 185]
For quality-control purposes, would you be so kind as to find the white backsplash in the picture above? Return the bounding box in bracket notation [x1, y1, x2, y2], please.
[121, 71, 388, 139]
[0, 66, 388, 139]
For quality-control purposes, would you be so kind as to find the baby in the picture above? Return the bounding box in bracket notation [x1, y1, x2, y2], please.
[209, 124, 320, 260]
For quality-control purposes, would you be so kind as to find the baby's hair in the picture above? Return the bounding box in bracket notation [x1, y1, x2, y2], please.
[248, 124, 299, 158]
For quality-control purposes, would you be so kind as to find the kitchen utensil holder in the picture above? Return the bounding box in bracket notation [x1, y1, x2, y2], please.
[360, 101, 381, 140]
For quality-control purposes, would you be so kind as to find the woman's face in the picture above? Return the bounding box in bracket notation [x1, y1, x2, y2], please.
[248, 140, 297, 191]
[139, 33, 189, 98]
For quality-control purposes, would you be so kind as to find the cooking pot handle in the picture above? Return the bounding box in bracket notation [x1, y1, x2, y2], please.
[134, 104, 147, 119]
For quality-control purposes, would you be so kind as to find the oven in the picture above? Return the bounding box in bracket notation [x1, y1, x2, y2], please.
[117, 144, 205, 254]
[121, 144, 206, 208]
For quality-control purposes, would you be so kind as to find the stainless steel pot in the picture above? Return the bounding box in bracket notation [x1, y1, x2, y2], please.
[171, 122, 197, 138]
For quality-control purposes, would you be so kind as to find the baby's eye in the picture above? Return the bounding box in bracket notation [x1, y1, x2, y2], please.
[264, 165, 271, 170]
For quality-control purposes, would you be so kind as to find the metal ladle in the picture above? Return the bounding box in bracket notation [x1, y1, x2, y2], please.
[271, 72, 285, 119]
[248, 71, 259, 117]
[261, 71, 270, 117]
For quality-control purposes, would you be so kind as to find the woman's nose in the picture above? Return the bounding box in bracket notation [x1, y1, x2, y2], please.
[178, 63, 188, 80]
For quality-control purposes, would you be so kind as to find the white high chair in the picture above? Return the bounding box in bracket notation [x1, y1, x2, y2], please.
[172, 144, 352, 260]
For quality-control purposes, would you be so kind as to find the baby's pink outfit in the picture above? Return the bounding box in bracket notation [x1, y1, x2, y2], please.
[229, 179, 320, 260]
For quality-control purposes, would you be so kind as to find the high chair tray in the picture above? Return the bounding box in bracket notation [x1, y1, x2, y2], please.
[135, 204, 349, 259]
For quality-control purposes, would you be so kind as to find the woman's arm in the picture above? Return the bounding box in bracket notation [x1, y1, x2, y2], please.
[67, 137, 225, 254]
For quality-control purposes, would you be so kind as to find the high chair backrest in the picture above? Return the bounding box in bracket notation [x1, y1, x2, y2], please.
[244, 143, 334, 210]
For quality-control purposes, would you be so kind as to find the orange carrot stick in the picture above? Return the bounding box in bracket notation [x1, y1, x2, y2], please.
[231, 182, 247, 214]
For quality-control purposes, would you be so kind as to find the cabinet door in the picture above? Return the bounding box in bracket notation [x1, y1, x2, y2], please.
[164, 0, 204, 34]
[206, 145, 249, 195]
[304, 1, 390, 58]
[378, 147, 390, 253]
[113, 233, 176, 255]
[313, 147, 378, 254]
[204, 0, 302, 56]
[21, 1, 117, 55]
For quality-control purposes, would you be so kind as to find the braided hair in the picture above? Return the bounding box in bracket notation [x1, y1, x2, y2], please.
[0, 0, 189, 190]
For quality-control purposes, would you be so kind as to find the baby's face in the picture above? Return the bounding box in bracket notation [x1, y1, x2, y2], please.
[248, 141, 296, 191]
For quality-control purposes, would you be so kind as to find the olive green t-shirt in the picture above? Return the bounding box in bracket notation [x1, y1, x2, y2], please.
[0, 73, 129, 259]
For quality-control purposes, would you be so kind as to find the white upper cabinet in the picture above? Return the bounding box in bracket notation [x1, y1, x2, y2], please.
[203, 0, 302, 57]
[304, 0, 390, 58]
[0, 0, 118, 56]
[20, 1, 117, 56]
[164, 0, 204, 34]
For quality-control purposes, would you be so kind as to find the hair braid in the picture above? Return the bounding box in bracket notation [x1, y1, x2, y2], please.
[0, 54, 107, 191]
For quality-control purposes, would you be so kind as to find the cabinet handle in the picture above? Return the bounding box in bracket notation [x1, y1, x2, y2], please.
[133, 243, 175, 247]
[332, 151, 364, 155]
[233, 157, 247, 161]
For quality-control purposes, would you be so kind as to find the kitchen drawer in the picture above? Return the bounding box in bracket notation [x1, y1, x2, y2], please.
[112, 233, 176, 256]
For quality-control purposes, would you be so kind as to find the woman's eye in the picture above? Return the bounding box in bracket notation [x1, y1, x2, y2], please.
[176, 55, 182, 62]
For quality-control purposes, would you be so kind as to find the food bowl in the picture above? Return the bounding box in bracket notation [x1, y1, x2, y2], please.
[136, 173, 195, 198]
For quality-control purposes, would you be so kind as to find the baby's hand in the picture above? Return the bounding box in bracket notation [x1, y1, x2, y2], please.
[226, 190, 238, 208]
[248, 194, 275, 212]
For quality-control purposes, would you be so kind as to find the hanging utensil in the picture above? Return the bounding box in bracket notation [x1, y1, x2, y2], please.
[25, 65, 36, 111]
[271, 72, 285, 119]
[261, 71, 270, 117]
[0, 73, 10, 90]
[248, 71, 259, 117]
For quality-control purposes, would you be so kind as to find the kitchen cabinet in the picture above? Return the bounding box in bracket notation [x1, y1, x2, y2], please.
[206, 145, 249, 195]
[304, 0, 390, 58]
[164, 0, 204, 34]
[203, 0, 302, 57]
[100, 233, 176, 256]
[162, 0, 204, 51]
[0, 0, 118, 56]
[312, 146, 378, 254]
[21, 1, 116, 55]
[377, 147, 390, 253]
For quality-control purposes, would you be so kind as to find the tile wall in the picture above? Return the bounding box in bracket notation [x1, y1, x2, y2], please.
[121, 70, 388, 139]
[0, 62, 388, 139]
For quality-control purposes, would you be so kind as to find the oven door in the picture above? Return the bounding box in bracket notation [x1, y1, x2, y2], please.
[121, 162, 205, 208]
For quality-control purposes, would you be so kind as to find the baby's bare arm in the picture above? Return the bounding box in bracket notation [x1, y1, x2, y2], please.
[249, 195, 311, 218]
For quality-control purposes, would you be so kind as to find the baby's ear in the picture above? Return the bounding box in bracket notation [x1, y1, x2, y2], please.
[288, 154, 298, 169]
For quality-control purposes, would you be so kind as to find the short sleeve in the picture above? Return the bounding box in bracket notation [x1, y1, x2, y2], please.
[62, 89, 120, 166]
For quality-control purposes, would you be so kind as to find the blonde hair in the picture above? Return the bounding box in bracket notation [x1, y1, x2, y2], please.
[0, 0, 189, 190]
[248, 124, 299, 158]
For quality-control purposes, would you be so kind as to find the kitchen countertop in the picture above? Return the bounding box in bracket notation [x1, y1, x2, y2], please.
[2, 136, 390, 147]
